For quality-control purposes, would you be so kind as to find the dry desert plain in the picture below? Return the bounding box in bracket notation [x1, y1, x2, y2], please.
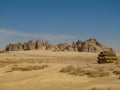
[0, 50, 120, 90]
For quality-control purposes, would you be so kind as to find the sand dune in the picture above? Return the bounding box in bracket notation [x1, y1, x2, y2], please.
[0, 51, 120, 90]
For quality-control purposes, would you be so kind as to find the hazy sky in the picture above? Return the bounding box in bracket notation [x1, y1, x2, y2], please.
[0, 0, 120, 52]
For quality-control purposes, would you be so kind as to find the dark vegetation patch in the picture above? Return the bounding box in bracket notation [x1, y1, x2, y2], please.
[0, 59, 42, 68]
[5, 65, 49, 72]
[113, 70, 120, 75]
[0, 59, 21, 68]
[119, 76, 120, 79]
[89, 87, 111, 90]
[60, 65, 110, 77]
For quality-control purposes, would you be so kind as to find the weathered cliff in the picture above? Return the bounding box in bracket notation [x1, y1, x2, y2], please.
[5, 38, 112, 52]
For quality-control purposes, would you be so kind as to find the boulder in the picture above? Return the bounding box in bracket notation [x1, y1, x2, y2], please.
[97, 51, 118, 63]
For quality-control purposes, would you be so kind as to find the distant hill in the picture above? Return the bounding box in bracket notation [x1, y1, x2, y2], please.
[5, 38, 112, 52]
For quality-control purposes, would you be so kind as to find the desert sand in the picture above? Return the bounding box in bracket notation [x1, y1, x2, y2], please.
[0, 51, 120, 90]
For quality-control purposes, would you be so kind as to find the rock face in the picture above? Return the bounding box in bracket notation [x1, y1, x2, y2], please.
[78, 38, 112, 52]
[5, 40, 54, 51]
[5, 38, 112, 52]
[97, 51, 118, 63]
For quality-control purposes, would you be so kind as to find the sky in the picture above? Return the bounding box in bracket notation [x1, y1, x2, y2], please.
[0, 0, 120, 52]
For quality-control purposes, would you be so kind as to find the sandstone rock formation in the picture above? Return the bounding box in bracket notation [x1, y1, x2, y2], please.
[5, 40, 54, 51]
[97, 51, 118, 63]
[35, 40, 44, 50]
[5, 38, 112, 52]
[75, 38, 112, 52]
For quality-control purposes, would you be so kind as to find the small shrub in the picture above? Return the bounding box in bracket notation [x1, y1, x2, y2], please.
[90, 87, 111, 90]
[11, 66, 32, 71]
[87, 71, 110, 77]
[70, 68, 85, 76]
[60, 66, 110, 77]
[118, 76, 120, 79]
[39, 61, 42, 63]
[4, 70, 13, 73]
[98, 68, 104, 72]
[0, 64, 7, 68]
[90, 87, 103, 90]
[99, 72, 110, 77]
[12, 64, 18, 66]
[0, 60, 19, 66]
[9, 65, 49, 72]
[113, 70, 120, 75]
[60, 65, 75, 73]
[109, 68, 114, 71]
[87, 71, 101, 77]
[40, 65, 49, 69]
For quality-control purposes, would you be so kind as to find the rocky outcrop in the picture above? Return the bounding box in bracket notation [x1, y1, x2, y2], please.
[35, 40, 44, 49]
[5, 38, 112, 52]
[75, 38, 112, 52]
[5, 43, 23, 51]
[5, 40, 55, 51]
[97, 51, 118, 63]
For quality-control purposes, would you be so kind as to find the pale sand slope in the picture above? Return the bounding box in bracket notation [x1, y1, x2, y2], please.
[0, 51, 120, 90]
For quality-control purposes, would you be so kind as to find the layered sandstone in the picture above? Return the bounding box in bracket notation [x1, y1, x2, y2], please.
[5, 38, 112, 52]
[97, 51, 118, 63]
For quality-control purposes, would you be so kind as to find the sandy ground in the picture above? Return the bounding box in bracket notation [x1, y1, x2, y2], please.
[0, 50, 120, 90]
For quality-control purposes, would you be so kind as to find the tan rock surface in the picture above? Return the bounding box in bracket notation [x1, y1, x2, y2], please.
[5, 38, 112, 52]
